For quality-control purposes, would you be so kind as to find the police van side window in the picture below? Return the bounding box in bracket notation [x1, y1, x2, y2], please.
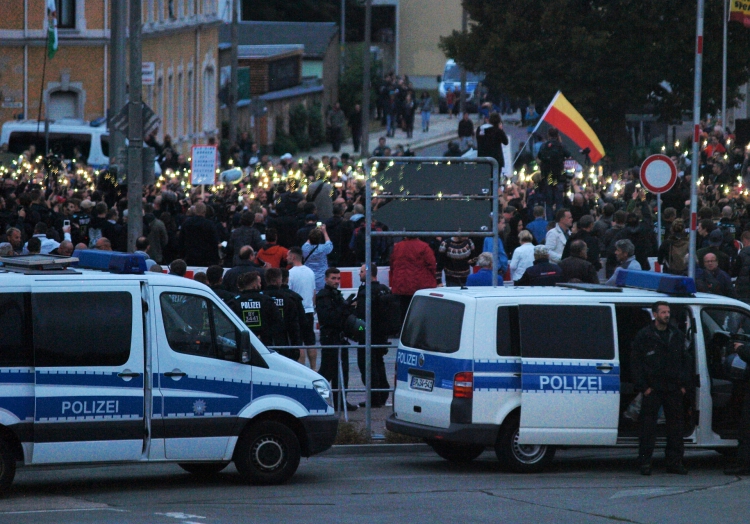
[33, 292, 132, 367]
[519, 305, 614, 360]
[0, 293, 33, 366]
[496, 306, 520, 357]
[400, 296, 464, 353]
[160, 293, 240, 362]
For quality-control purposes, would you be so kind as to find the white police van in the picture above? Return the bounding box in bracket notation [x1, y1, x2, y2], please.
[0, 252, 337, 492]
[387, 271, 750, 472]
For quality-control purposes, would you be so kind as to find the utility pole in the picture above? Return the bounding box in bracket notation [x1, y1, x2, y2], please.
[721, 0, 728, 132]
[127, 0, 143, 253]
[109, 0, 127, 173]
[459, 7, 467, 115]
[229, 0, 239, 145]
[360, 0, 372, 157]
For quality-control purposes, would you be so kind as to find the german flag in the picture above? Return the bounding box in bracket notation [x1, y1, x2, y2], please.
[532, 92, 605, 165]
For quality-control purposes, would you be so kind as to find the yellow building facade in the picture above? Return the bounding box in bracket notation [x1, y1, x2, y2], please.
[0, 0, 221, 154]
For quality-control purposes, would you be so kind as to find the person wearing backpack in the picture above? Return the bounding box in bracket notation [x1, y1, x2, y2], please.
[658, 219, 690, 275]
[354, 263, 393, 408]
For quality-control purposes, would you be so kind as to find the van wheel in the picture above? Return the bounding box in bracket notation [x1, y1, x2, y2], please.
[495, 418, 555, 473]
[426, 439, 485, 463]
[234, 421, 301, 485]
[0, 438, 16, 494]
[178, 462, 229, 476]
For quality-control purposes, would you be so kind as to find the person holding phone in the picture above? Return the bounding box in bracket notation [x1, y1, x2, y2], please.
[301, 225, 333, 291]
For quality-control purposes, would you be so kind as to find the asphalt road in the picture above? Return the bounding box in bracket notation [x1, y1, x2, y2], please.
[3, 447, 750, 524]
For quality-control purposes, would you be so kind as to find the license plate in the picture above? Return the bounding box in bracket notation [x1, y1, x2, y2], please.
[410, 375, 434, 392]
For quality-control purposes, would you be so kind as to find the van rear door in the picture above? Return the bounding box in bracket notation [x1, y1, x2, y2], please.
[518, 304, 620, 446]
[394, 295, 473, 429]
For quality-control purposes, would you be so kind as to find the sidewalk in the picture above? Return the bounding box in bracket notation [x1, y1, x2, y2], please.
[296, 112, 471, 159]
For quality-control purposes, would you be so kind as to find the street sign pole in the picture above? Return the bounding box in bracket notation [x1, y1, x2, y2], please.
[657, 193, 662, 248]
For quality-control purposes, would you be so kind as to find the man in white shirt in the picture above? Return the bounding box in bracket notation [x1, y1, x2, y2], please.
[545, 208, 573, 264]
[23, 222, 71, 255]
[287, 247, 318, 369]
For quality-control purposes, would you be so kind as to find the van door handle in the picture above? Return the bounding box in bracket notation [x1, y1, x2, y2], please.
[117, 370, 140, 380]
[164, 370, 187, 378]
[512, 373, 521, 377]
[596, 365, 613, 372]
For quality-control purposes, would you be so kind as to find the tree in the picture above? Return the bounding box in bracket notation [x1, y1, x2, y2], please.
[440, 0, 750, 165]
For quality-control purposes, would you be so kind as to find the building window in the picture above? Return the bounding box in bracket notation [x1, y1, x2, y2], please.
[177, 71, 184, 137]
[167, 73, 173, 138]
[48, 91, 79, 120]
[55, 0, 76, 29]
[202, 67, 215, 132]
[147, 0, 155, 23]
[156, 76, 164, 139]
[187, 69, 194, 136]
[268, 57, 299, 92]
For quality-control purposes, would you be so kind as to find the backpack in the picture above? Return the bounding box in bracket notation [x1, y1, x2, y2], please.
[668, 237, 689, 275]
[537, 140, 564, 166]
[376, 289, 403, 337]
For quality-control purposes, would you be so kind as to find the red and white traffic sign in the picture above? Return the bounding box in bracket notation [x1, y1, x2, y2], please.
[640, 154, 677, 194]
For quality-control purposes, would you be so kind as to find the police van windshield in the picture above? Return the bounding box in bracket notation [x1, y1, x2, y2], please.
[401, 296, 464, 353]
[443, 64, 482, 83]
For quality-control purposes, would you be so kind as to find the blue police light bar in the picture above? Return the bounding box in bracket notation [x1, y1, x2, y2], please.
[72, 250, 147, 274]
[614, 269, 696, 295]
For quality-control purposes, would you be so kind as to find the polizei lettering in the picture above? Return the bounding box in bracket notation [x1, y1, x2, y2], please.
[397, 352, 418, 366]
[241, 300, 261, 309]
[538, 376, 602, 391]
[61, 400, 120, 415]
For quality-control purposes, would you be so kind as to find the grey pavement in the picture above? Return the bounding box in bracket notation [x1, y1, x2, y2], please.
[297, 109, 526, 160]
[4, 448, 748, 523]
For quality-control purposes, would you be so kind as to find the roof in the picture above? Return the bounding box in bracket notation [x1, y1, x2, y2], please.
[236, 44, 303, 59]
[415, 285, 735, 304]
[219, 21, 339, 59]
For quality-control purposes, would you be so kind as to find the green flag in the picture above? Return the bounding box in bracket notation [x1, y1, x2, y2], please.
[46, 0, 57, 59]
[47, 20, 57, 59]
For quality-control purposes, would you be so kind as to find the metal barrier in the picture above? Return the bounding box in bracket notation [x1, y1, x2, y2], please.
[268, 343, 398, 435]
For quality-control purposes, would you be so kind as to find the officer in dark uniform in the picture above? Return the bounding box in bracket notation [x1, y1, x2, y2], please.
[725, 341, 750, 475]
[263, 268, 301, 361]
[231, 271, 283, 348]
[281, 268, 309, 362]
[354, 263, 391, 407]
[316, 267, 357, 411]
[631, 301, 692, 476]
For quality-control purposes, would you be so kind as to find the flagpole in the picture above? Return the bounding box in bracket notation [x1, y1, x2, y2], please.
[512, 92, 559, 165]
[722, 0, 728, 133]
[688, 0, 705, 280]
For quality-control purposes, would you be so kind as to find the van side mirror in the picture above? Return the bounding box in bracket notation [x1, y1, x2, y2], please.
[240, 329, 268, 368]
[240, 330, 251, 363]
[436, 75, 442, 83]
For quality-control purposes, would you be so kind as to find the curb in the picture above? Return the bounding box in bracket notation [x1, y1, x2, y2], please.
[322, 443, 430, 456]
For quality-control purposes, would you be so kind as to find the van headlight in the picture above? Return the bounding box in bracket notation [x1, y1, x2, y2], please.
[313, 379, 333, 407]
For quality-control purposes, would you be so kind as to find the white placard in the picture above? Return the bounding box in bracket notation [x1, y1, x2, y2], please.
[142, 62, 155, 86]
[191, 145, 217, 186]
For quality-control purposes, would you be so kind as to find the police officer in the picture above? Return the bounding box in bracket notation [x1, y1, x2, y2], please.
[725, 341, 750, 475]
[631, 301, 691, 475]
[231, 271, 283, 348]
[354, 263, 391, 408]
[263, 268, 301, 361]
[316, 267, 357, 411]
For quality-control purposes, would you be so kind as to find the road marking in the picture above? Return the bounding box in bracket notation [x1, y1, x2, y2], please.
[155, 512, 207, 520]
[0, 508, 126, 515]
[610, 488, 688, 499]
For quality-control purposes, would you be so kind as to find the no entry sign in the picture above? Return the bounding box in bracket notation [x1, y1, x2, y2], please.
[640, 154, 677, 194]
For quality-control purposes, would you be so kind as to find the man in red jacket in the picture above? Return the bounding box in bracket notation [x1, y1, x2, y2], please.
[390, 237, 441, 322]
